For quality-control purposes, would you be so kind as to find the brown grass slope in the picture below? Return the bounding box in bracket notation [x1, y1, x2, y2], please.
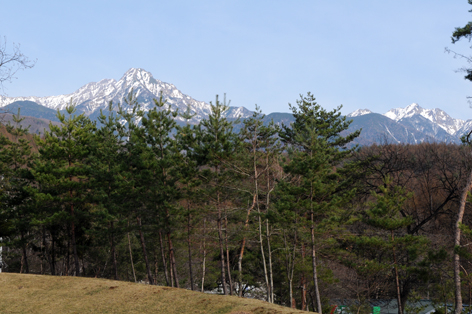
[0, 273, 311, 314]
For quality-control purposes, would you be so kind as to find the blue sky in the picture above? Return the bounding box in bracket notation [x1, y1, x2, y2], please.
[2, 1, 472, 119]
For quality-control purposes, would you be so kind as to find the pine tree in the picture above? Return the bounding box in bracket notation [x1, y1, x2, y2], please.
[194, 95, 239, 295]
[140, 94, 182, 287]
[176, 103, 200, 290]
[449, 14, 472, 312]
[32, 101, 96, 276]
[237, 106, 282, 301]
[277, 93, 360, 313]
[115, 91, 156, 285]
[345, 177, 429, 314]
[88, 102, 127, 280]
[0, 109, 35, 273]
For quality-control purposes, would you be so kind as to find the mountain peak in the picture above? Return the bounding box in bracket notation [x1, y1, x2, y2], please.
[121, 68, 157, 84]
[382, 103, 465, 135]
[347, 109, 372, 117]
[124, 68, 151, 76]
[384, 103, 422, 121]
[405, 103, 421, 111]
[0, 67, 253, 123]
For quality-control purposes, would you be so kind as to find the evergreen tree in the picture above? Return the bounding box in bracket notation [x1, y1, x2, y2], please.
[140, 94, 182, 287]
[32, 101, 96, 276]
[237, 106, 282, 301]
[0, 109, 35, 273]
[88, 102, 127, 280]
[277, 93, 360, 313]
[176, 103, 201, 290]
[342, 177, 429, 314]
[194, 95, 239, 295]
[449, 11, 472, 309]
[115, 91, 156, 285]
[450, 0, 472, 82]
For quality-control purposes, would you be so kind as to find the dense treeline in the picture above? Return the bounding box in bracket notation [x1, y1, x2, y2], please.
[1, 92, 472, 313]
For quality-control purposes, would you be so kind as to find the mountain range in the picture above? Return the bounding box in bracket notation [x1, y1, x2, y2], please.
[0, 68, 253, 125]
[346, 103, 472, 145]
[0, 68, 470, 145]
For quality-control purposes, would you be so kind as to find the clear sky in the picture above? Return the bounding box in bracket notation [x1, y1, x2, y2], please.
[2, 1, 472, 119]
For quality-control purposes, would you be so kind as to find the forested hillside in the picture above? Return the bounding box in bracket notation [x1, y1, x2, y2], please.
[1, 92, 472, 313]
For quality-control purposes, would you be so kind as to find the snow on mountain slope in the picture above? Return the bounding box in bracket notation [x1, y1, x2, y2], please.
[454, 119, 472, 139]
[224, 106, 253, 119]
[0, 68, 253, 123]
[346, 109, 372, 117]
[383, 103, 465, 135]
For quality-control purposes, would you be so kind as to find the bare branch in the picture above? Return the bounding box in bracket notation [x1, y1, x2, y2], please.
[0, 36, 36, 94]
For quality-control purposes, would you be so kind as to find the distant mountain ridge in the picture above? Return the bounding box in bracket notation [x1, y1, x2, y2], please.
[346, 103, 472, 145]
[383, 103, 465, 136]
[1, 68, 470, 146]
[2, 101, 61, 123]
[0, 68, 253, 124]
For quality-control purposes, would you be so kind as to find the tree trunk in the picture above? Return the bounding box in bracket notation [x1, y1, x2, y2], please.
[267, 220, 274, 303]
[454, 167, 472, 314]
[217, 188, 227, 295]
[301, 244, 306, 311]
[154, 251, 158, 284]
[258, 209, 270, 302]
[311, 235, 322, 313]
[40, 238, 43, 275]
[223, 208, 233, 295]
[22, 245, 29, 274]
[167, 231, 179, 288]
[392, 231, 403, 314]
[20, 252, 24, 274]
[159, 230, 169, 286]
[50, 230, 56, 276]
[238, 196, 255, 297]
[20, 231, 29, 274]
[266, 154, 275, 303]
[42, 227, 52, 275]
[311, 185, 322, 314]
[201, 218, 207, 293]
[170, 255, 174, 287]
[284, 229, 297, 309]
[66, 229, 70, 275]
[71, 207, 80, 276]
[69, 154, 80, 277]
[81, 256, 86, 276]
[187, 204, 194, 290]
[110, 221, 118, 280]
[137, 217, 154, 285]
[127, 221, 137, 283]
[400, 280, 411, 314]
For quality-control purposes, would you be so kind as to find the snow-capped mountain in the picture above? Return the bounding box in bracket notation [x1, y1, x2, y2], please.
[346, 109, 372, 117]
[2, 69, 470, 146]
[383, 103, 465, 136]
[345, 103, 472, 144]
[0, 68, 253, 123]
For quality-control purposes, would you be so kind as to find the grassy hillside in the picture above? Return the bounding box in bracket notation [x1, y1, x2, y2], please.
[0, 273, 310, 314]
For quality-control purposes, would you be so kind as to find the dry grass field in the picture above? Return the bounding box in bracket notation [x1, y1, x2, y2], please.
[0, 273, 311, 314]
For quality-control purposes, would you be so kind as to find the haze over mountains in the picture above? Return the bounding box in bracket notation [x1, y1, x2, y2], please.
[0, 68, 470, 145]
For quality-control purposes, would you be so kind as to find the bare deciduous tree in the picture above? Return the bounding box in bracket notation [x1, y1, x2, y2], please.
[0, 36, 36, 94]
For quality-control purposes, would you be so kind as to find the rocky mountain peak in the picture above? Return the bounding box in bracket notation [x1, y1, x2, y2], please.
[347, 109, 372, 117]
[121, 68, 157, 85]
[0, 68, 254, 124]
[354, 103, 466, 136]
[384, 103, 423, 121]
